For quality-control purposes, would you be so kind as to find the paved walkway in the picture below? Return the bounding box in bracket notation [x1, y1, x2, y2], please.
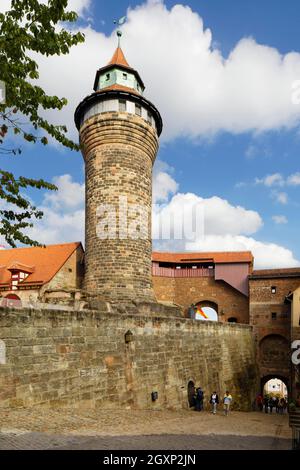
[0, 408, 292, 450]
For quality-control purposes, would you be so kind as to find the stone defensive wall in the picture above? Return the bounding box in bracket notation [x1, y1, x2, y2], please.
[0, 306, 258, 410]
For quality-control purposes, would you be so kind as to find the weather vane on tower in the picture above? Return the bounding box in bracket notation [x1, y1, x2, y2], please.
[113, 16, 127, 47]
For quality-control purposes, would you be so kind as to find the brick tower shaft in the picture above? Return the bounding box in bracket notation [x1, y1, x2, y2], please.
[75, 46, 162, 304]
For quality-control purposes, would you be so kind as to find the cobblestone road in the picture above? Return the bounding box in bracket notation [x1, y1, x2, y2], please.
[0, 409, 292, 450]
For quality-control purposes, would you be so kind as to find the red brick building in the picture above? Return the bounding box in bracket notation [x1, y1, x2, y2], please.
[249, 268, 300, 392]
[152, 251, 253, 323]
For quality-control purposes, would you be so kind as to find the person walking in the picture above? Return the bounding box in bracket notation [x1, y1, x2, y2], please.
[209, 391, 219, 414]
[256, 393, 263, 412]
[195, 387, 204, 411]
[263, 395, 269, 413]
[223, 391, 232, 416]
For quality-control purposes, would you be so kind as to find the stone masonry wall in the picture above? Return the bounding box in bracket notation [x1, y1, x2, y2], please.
[81, 111, 158, 303]
[43, 246, 84, 292]
[249, 277, 300, 385]
[153, 276, 249, 323]
[0, 307, 257, 411]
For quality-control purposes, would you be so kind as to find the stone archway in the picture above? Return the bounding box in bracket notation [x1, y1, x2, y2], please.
[195, 301, 218, 321]
[187, 380, 195, 407]
[259, 334, 290, 391]
[261, 374, 289, 396]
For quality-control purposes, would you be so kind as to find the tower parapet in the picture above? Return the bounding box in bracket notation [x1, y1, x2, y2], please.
[75, 46, 162, 304]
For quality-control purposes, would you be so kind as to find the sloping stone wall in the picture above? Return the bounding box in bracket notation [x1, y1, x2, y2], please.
[0, 307, 257, 410]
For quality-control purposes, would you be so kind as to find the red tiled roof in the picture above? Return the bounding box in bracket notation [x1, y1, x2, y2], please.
[0, 242, 81, 287]
[108, 47, 130, 68]
[251, 267, 300, 279]
[152, 251, 253, 264]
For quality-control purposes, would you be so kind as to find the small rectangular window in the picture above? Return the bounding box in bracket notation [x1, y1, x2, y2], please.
[135, 104, 141, 116]
[106, 73, 110, 81]
[123, 73, 127, 80]
[147, 111, 152, 123]
[119, 99, 126, 112]
[271, 312, 277, 320]
[271, 286, 276, 294]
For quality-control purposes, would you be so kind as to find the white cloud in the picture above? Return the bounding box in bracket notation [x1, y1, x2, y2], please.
[273, 191, 288, 204]
[0, 0, 11, 13]
[0, 0, 91, 15]
[44, 174, 85, 209]
[67, 0, 92, 16]
[287, 172, 300, 186]
[153, 192, 262, 241]
[26, 174, 85, 245]
[255, 173, 284, 187]
[8, 0, 300, 145]
[185, 235, 299, 269]
[272, 215, 288, 224]
[1, 168, 297, 269]
[153, 169, 178, 203]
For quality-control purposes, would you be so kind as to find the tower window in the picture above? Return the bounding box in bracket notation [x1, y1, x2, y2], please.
[147, 111, 152, 124]
[122, 73, 127, 80]
[137, 83, 140, 91]
[119, 100, 126, 112]
[105, 73, 110, 81]
[271, 286, 276, 294]
[135, 104, 141, 116]
[271, 312, 277, 320]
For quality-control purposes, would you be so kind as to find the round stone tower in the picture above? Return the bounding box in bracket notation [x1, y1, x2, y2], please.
[74, 46, 162, 304]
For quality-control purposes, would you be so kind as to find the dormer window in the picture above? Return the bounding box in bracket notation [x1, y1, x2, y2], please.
[10, 270, 29, 290]
[7, 262, 34, 291]
[106, 73, 110, 81]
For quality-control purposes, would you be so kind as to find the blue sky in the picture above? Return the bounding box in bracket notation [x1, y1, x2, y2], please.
[1, 0, 300, 268]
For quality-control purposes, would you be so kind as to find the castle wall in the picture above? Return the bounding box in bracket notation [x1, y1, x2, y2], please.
[153, 275, 249, 323]
[0, 307, 257, 410]
[249, 276, 300, 386]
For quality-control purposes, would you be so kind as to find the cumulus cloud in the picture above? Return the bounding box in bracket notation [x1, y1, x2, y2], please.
[153, 165, 178, 203]
[153, 192, 262, 243]
[272, 215, 288, 224]
[0, 0, 91, 15]
[287, 172, 300, 186]
[185, 235, 299, 269]
[0, 168, 297, 269]
[255, 173, 285, 187]
[44, 174, 85, 209]
[4, 0, 300, 143]
[255, 172, 300, 187]
[26, 174, 85, 245]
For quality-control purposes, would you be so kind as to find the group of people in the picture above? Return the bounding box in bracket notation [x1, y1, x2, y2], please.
[193, 388, 233, 415]
[256, 394, 287, 414]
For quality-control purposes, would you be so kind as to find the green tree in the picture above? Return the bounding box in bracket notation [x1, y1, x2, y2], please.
[0, 0, 85, 247]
